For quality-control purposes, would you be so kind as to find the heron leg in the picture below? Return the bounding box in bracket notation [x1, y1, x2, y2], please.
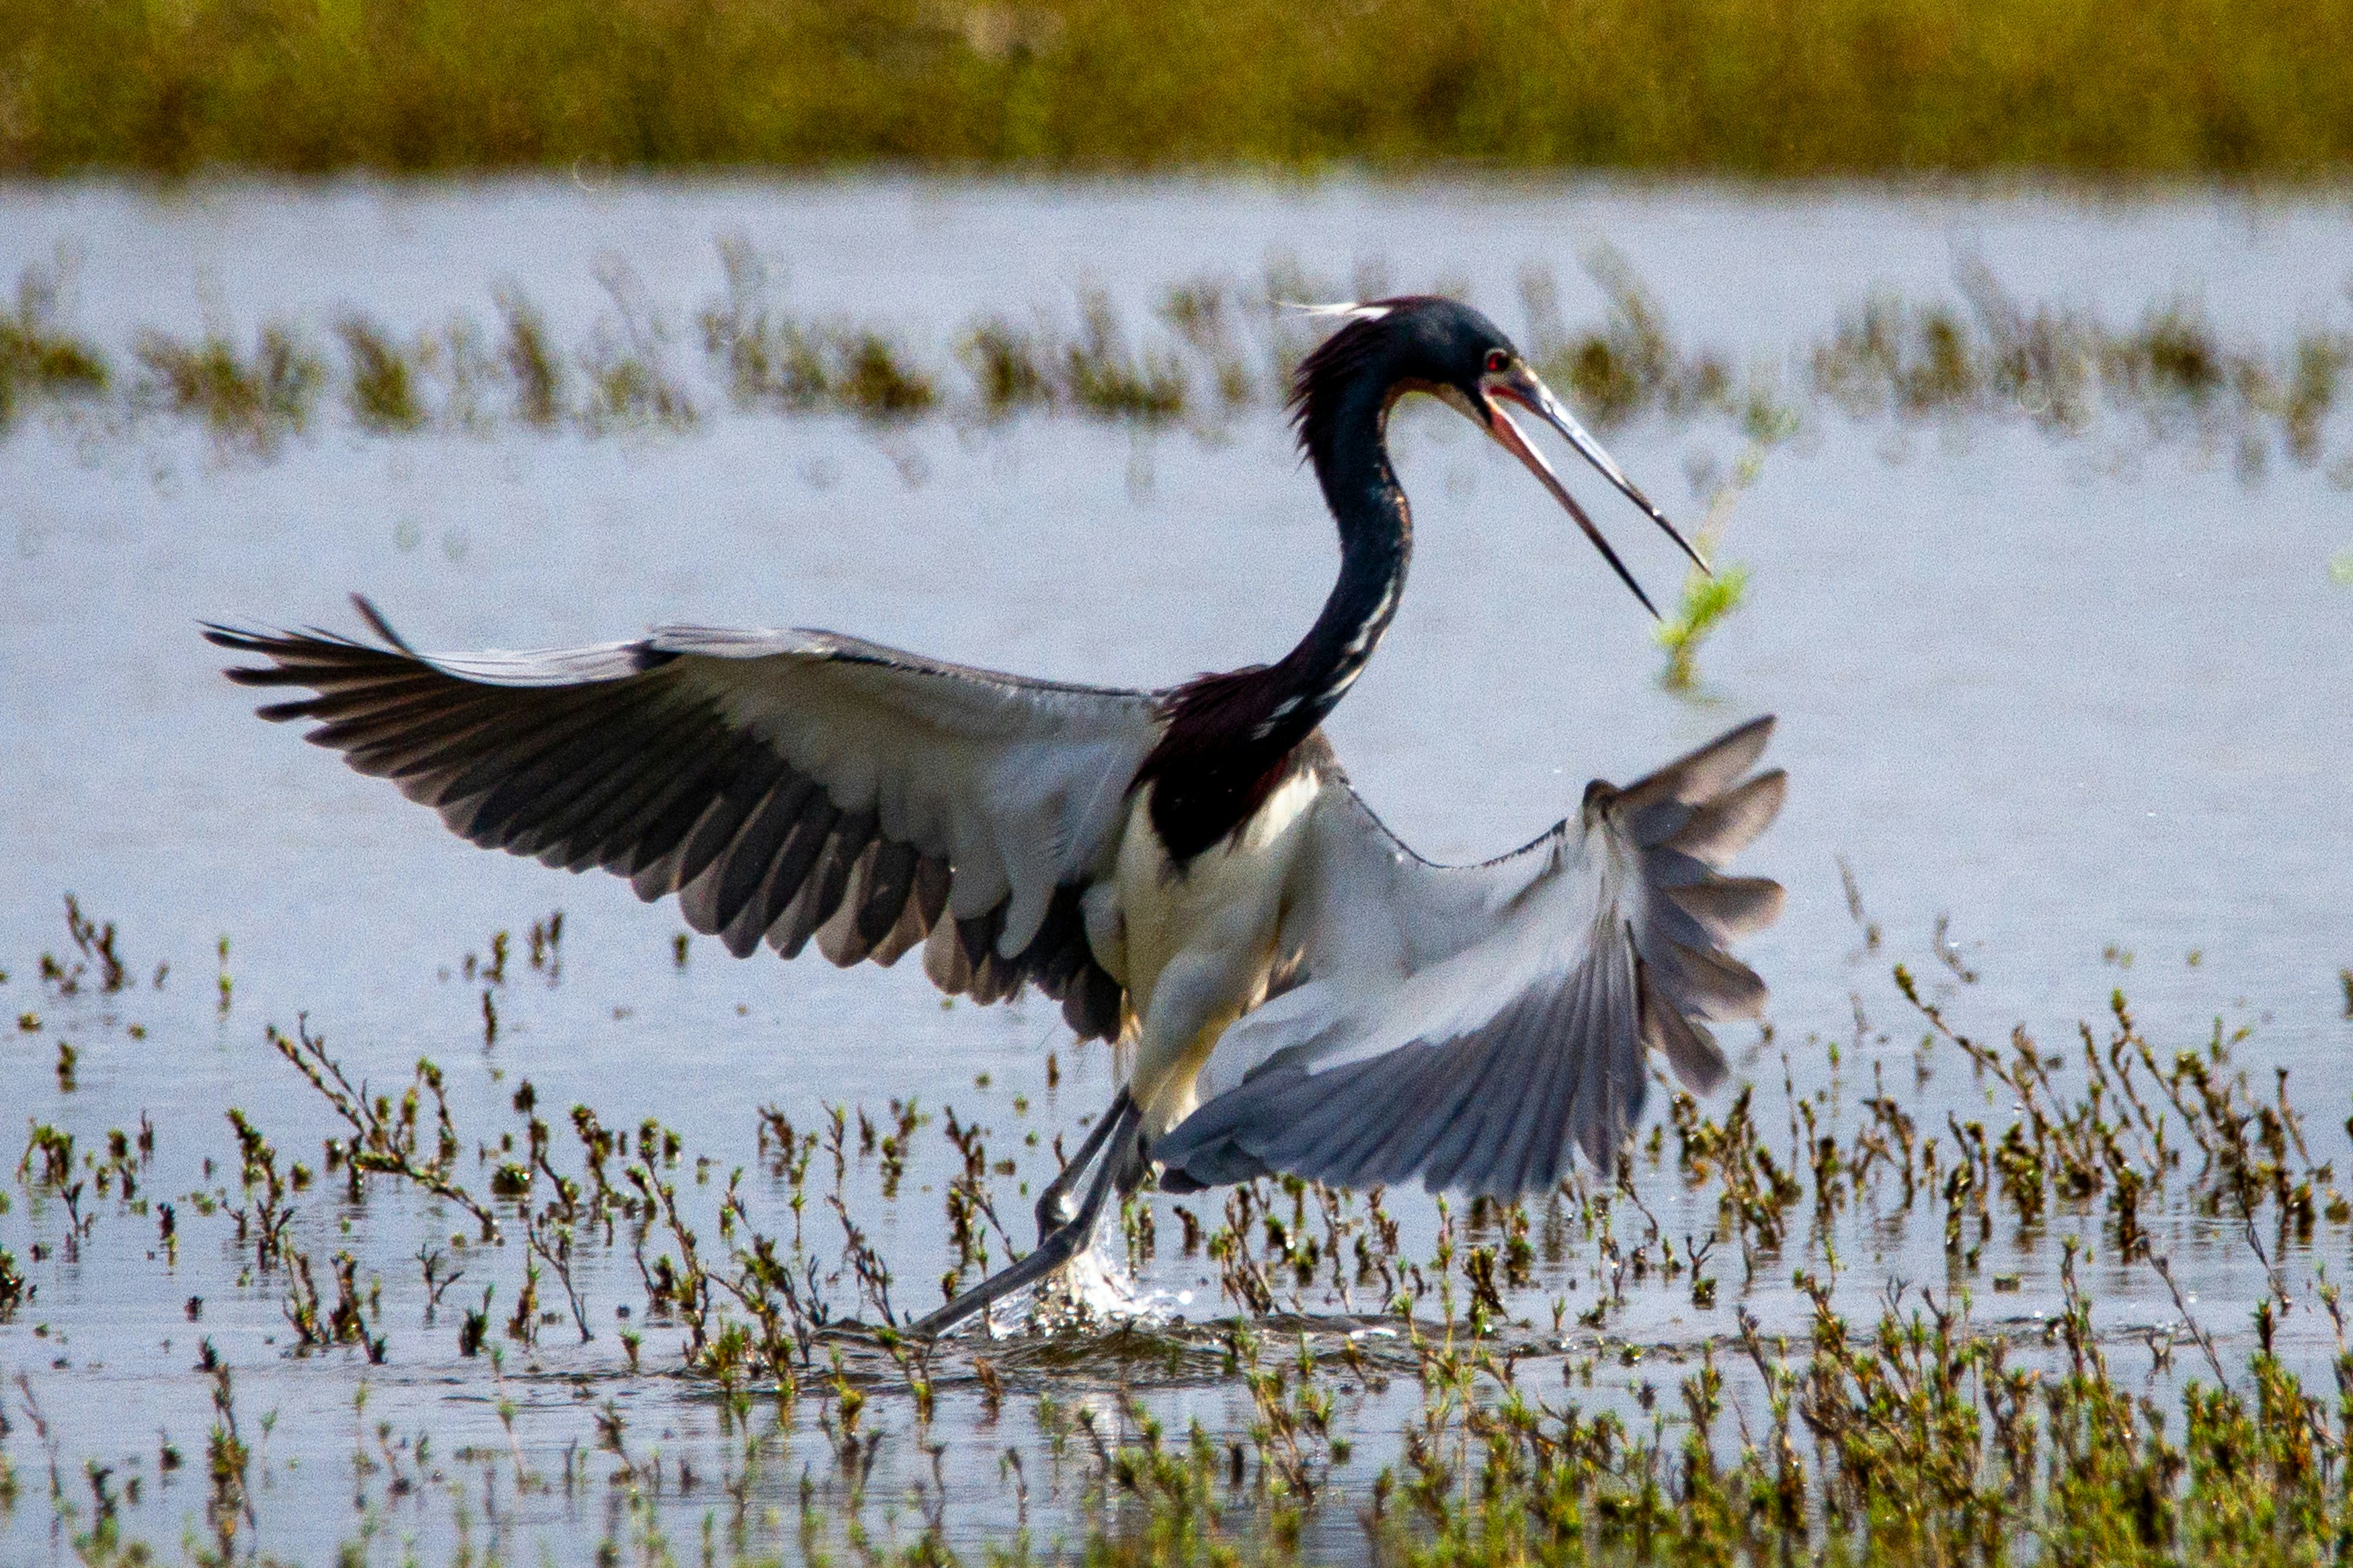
[1032, 1088, 1131, 1241]
[912, 1098, 1142, 1339]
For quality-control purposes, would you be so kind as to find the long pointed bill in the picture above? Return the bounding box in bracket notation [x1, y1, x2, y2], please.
[1484, 364, 1711, 577]
[1477, 396, 1662, 618]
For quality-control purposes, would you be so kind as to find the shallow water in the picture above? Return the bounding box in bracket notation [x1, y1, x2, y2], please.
[1, 175, 2350, 1562]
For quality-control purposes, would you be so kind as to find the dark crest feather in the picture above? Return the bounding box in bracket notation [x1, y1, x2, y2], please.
[1288, 298, 1439, 464]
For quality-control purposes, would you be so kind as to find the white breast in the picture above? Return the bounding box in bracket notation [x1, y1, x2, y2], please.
[1103, 768, 1326, 1131]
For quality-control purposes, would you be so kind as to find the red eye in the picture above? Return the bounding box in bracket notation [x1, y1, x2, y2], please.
[1484, 348, 1509, 374]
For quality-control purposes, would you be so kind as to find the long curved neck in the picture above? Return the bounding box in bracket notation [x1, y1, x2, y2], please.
[1138, 376, 1410, 864]
[1282, 376, 1412, 732]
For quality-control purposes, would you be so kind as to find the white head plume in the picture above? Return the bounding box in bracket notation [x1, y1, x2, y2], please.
[1277, 300, 1395, 323]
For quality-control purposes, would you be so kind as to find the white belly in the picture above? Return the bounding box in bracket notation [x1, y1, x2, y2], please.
[1105, 768, 1324, 1135]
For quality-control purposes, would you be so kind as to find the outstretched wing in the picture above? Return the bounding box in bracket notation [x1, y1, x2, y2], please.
[206, 601, 1163, 1040]
[1155, 717, 1786, 1194]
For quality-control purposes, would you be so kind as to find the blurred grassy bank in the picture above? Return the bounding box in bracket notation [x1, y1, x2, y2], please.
[4, 0, 2351, 177]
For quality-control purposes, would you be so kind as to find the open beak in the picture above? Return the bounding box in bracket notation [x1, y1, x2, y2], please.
[1477, 360, 1708, 619]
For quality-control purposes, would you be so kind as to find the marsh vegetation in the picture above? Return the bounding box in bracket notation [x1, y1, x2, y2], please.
[5, 892, 2353, 1565]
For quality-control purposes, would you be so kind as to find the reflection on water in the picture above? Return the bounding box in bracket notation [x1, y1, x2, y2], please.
[1, 177, 2350, 1561]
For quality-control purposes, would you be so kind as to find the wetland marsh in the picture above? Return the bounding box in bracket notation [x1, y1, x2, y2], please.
[2, 177, 2351, 1564]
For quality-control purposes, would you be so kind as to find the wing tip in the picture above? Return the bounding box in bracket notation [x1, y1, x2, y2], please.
[204, 595, 405, 665]
[1611, 716, 1783, 1098]
[1613, 714, 1780, 813]
[348, 593, 417, 654]
[200, 621, 266, 652]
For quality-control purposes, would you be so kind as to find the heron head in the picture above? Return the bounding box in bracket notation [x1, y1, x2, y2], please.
[1291, 295, 1707, 617]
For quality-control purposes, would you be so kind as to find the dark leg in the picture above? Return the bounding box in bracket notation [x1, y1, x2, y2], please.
[912, 1098, 1142, 1339]
[1032, 1089, 1131, 1241]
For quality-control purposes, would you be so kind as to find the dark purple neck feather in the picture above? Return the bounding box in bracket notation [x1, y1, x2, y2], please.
[1137, 329, 1413, 865]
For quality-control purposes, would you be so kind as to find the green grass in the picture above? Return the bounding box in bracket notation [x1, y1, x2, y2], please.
[4, 0, 2353, 175]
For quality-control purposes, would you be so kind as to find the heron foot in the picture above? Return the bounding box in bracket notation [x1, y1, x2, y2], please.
[1030, 1088, 1130, 1245]
[916, 1097, 1140, 1339]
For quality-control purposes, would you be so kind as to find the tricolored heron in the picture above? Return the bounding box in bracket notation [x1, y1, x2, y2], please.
[208, 295, 1786, 1337]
